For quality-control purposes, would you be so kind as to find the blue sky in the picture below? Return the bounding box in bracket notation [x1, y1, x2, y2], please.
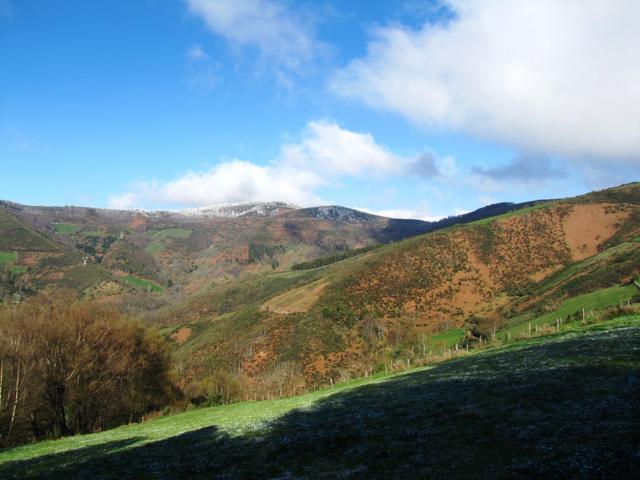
[1, 0, 639, 220]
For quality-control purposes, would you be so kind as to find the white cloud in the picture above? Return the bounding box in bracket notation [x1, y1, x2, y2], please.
[108, 121, 448, 210]
[356, 207, 443, 222]
[332, 0, 640, 162]
[107, 192, 140, 210]
[108, 160, 321, 209]
[186, 0, 317, 75]
[280, 121, 406, 177]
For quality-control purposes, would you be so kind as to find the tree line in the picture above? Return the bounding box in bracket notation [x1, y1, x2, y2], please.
[0, 291, 175, 447]
[291, 244, 380, 271]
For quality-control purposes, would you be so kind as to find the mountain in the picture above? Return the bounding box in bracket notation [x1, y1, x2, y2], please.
[0, 198, 537, 303]
[2, 183, 639, 401]
[155, 183, 640, 395]
[177, 201, 298, 218]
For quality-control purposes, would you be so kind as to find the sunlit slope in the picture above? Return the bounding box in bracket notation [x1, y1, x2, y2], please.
[166, 183, 639, 384]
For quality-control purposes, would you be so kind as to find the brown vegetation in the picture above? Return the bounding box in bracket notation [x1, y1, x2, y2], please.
[0, 291, 175, 447]
[563, 203, 631, 260]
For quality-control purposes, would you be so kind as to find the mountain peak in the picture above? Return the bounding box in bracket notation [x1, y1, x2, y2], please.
[176, 201, 299, 218]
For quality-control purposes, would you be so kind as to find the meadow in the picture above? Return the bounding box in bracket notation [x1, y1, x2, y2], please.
[1, 314, 637, 479]
[123, 274, 164, 293]
[0, 251, 17, 266]
[52, 223, 81, 234]
[502, 284, 637, 338]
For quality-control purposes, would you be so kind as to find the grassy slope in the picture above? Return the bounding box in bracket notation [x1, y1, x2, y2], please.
[260, 278, 328, 313]
[0, 251, 17, 266]
[1, 315, 638, 479]
[430, 327, 465, 347]
[468, 201, 555, 225]
[123, 275, 164, 293]
[0, 212, 60, 251]
[536, 240, 638, 294]
[149, 228, 192, 240]
[502, 284, 637, 338]
[52, 223, 81, 235]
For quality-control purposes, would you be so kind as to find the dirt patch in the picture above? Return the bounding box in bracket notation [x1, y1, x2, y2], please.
[129, 214, 147, 231]
[171, 327, 192, 344]
[563, 204, 629, 261]
[22, 252, 58, 267]
[261, 279, 329, 314]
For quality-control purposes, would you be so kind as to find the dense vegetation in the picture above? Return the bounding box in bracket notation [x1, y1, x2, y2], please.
[0, 292, 175, 447]
[291, 243, 380, 270]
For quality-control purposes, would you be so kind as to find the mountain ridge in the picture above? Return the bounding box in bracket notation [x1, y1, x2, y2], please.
[2, 183, 638, 401]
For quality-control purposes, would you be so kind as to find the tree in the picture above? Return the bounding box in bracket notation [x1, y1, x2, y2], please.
[0, 290, 175, 446]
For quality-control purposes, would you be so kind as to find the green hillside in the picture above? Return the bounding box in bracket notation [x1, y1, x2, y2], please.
[1, 315, 637, 479]
[0, 212, 59, 252]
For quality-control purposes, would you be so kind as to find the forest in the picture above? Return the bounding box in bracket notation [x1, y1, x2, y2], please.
[0, 291, 175, 447]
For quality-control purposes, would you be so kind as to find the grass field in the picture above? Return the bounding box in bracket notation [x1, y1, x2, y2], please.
[536, 241, 636, 294]
[146, 241, 165, 254]
[0, 213, 59, 251]
[9, 265, 27, 275]
[52, 223, 81, 235]
[468, 202, 553, 226]
[429, 327, 465, 348]
[0, 251, 17, 266]
[148, 228, 192, 240]
[61, 265, 111, 292]
[123, 275, 164, 293]
[502, 284, 637, 338]
[81, 230, 108, 238]
[260, 278, 328, 313]
[146, 229, 192, 254]
[1, 315, 637, 479]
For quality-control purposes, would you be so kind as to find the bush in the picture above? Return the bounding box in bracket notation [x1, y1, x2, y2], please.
[321, 301, 359, 326]
[292, 244, 380, 270]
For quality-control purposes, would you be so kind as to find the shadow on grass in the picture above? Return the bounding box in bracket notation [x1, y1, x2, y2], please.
[3, 328, 640, 479]
[0, 437, 144, 480]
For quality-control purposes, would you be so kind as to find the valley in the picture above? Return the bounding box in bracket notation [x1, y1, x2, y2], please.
[1, 184, 639, 405]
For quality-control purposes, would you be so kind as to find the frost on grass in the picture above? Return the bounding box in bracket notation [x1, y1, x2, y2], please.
[1, 319, 639, 479]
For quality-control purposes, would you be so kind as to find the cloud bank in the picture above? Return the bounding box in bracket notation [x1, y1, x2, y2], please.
[108, 121, 451, 211]
[332, 0, 640, 162]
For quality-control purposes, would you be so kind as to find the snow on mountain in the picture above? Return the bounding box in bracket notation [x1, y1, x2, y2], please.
[176, 201, 299, 218]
